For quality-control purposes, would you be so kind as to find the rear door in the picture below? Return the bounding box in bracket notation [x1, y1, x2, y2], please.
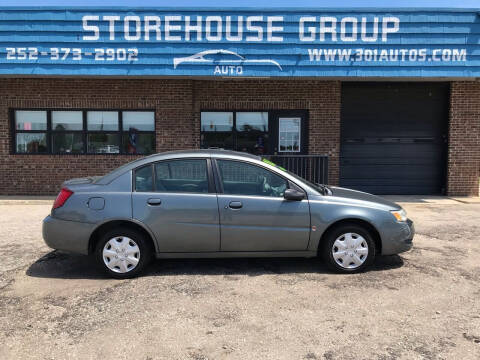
[132, 158, 220, 252]
[214, 159, 311, 252]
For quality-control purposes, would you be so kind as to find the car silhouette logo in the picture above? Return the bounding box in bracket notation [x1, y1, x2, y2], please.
[173, 49, 283, 70]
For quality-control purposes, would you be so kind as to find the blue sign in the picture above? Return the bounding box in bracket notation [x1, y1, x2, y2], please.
[0, 7, 479, 77]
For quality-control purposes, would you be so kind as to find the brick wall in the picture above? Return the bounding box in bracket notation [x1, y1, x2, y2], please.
[0, 78, 195, 195]
[1, 78, 478, 196]
[193, 80, 341, 184]
[448, 82, 480, 196]
[0, 78, 341, 195]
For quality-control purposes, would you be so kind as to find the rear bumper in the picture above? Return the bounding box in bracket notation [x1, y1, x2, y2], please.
[42, 216, 94, 255]
[381, 218, 414, 256]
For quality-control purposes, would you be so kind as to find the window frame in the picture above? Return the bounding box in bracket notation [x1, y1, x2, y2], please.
[212, 158, 301, 198]
[200, 110, 270, 153]
[12, 110, 49, 154]
[200, 109, 309, 155]
[10, 108, 156, 155]
[133, 158, 216, 194]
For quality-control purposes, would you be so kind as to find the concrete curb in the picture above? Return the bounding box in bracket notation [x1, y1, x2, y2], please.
[449, 197, 480, 204]
[366, 195, 480, 205]
[0, 196, 55, 205]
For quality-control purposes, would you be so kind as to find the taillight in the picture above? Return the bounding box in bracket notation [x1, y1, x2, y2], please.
[53, 188, 74, 209]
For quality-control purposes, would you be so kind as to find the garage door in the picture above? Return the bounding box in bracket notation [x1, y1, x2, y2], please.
[340, 82, 449, 195]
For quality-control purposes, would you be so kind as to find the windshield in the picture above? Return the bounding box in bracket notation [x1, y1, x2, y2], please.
[261, 158, 325, 194]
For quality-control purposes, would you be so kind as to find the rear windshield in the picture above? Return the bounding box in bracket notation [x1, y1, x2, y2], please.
[93, 157, 150, 184]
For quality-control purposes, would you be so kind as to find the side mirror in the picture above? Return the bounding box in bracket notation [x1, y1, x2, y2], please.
[283, 188, 305, 201]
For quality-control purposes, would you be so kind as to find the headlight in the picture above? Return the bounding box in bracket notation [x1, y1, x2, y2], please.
[391, 209, 407, 222]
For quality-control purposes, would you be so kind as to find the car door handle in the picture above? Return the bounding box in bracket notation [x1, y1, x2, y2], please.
[147, 198, 162, 206]
[228, 201, 243, 209]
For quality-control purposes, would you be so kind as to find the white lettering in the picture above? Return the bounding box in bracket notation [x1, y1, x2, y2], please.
[267, 16, 283, 42]
[379, 49, 389, 61]
[340, 17, 357, 42]
[124, 16, 141, 41]
[299, 17, 316, 41]
[442, 49, 452, 61]
[320, 17, 337, 41]
[452, 49, 467, 61]
[144, 16, 161, 41]
[246, 16, 263, 41]
[308, 48, 322, 61]
[226, 16, 243, 41]
[382, 17, 399, 42]
[185, 16, 202, 41]
[361, 17, 378, 42]
[82, 15, 99, 41]
[206, 16, 222, 41]
[165, 16, 181, 41]
[103, 16, 120, 41]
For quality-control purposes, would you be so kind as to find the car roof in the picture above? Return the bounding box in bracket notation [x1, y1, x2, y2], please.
[95, 149, 319, 195]
[95, 149, 261, 185]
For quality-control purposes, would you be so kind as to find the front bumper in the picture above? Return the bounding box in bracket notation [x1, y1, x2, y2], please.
[42, 216, 94, 255]
[381, 218, 414, 256]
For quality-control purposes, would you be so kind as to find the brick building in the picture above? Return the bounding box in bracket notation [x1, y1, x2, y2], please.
[0, 8, 479, 196]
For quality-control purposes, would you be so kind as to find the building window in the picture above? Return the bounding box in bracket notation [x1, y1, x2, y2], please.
[12, 109, 155, 155]
[51, 111, 84, 154]
[14, 111, 48, 153]
[201, 111, 269, 155]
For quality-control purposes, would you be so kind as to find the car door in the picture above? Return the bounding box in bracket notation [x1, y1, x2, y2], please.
[132, 158, 220, 252]
[215, 159, 311, 252]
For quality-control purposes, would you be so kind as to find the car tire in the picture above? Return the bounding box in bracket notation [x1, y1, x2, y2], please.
[95, 227, 153, 279]
[321, 224, 376, 273]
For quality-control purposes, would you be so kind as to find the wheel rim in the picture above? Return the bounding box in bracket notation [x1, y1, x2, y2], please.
[332, 232, 369, 269]
[102, 236, 140, 274]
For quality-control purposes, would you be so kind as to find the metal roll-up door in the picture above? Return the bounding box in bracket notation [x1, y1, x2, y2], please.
[340, 82, 449, 195]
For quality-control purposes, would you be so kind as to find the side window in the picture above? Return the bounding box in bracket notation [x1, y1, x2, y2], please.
[154, 159, 208, 193]
[217, 160, 288, 197]
[135, 165, 153, 192]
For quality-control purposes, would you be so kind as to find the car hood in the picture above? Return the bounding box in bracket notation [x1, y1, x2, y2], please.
[320, 186, 401, 210]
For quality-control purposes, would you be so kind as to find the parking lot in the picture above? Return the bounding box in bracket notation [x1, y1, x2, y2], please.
[1, 199, 480, 359]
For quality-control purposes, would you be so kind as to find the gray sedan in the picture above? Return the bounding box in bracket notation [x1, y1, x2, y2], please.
[43, 149, 414, 278]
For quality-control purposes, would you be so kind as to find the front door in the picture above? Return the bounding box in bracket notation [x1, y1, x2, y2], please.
[215, 159, 311, 252]
[132, 158, 220, 252]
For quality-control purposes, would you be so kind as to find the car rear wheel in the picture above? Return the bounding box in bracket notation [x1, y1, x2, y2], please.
[95, 227, 152, 279]
[322, 224, 376, 273]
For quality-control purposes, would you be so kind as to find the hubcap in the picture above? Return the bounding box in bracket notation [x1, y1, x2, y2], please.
[332, 232, 368, 269]
[102, 236, 140, 274]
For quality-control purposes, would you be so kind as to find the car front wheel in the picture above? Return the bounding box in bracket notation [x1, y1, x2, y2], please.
[322, 224, 376, 273]
[95, 227, 152, 279]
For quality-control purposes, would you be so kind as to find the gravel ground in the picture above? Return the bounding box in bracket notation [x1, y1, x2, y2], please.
[1, 201, 480, 359]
